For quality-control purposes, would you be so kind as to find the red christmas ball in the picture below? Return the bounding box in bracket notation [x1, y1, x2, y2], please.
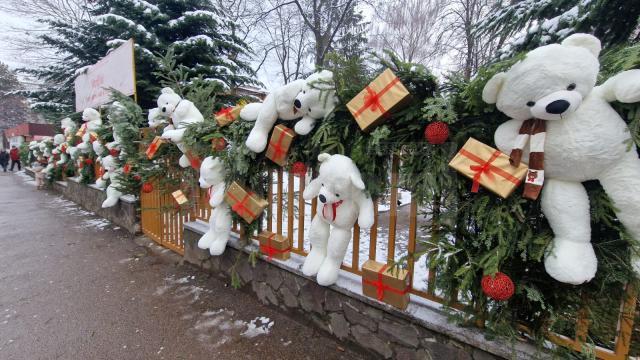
[424, 121, 449, 144]
[481, 272, 515, 301]
[291, 162, 307, 177]
[133, 174, 142, 181]
[212, 137, 227, 152]
[123, 163, 132, 174]
[109, 148, 120, 157]
[142, 182, 154, 193]
[84, 158, 94, 165]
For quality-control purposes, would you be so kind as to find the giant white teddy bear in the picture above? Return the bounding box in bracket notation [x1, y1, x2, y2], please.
[197, 156, 232, 255]
[98, 155, 123, 208]
[157, 87, 204, 168]
[482, 33, 640, 285]
[302, 153, 374, 286]
[77, 108, 102, 153]
[242, 70, 337, 153]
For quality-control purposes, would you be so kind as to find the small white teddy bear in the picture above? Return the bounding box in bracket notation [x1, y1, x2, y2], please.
[52, 134, 68, 166]
[242, 71, 336, 153]
[157, 88, 204, 168]
[99, 155, 123, 208]
[302, 153, 375, 286]
[482, 33, 640, 285]
[77, 108, 102, 153]
[197, 157, 232, 255]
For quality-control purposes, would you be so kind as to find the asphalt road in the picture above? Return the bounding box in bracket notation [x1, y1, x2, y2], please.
[0, 171, 364, 360]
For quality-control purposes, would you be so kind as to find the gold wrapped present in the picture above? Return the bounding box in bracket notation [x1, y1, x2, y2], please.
[186, 151, 201, 169]
[215, 105, 244, 127]
[265, 125, 295, 166]
[362, 260, 410, 310]
[172, 190, 189, 205]
[145, 136, 167, 160]
[346, 69, 411, 132]
[257, 230, 291, 261]
[224, 181, 268, 224]
[449, 138, 528, 199]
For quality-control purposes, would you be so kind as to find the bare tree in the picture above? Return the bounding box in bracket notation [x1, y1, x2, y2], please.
[369, 0, 446, 66]
[0, 0, 91, 24]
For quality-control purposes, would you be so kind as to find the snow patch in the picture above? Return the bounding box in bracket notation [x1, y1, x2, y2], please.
[241, 317, 274, 338]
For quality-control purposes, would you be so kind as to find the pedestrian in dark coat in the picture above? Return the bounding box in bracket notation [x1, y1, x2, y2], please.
[0, 150, 8, 172]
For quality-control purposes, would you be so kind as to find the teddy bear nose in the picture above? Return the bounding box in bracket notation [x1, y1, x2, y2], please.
[318, 194, 326, 203]
[162, 107, 166, 112]
[545, 100, 570, 114]
[294, 99, 301, 109]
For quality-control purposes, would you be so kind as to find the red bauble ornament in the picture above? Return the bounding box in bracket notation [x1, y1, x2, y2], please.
[481, 272, 515, 301]
[84, 158, 94, 165]
[109, 148, 120, 157]
[142, 182, 154, 193]
[424, 121, 449, 144]
[123, 163, 132, 174]
[133, 174, 142, 181]
[212, 137, 227, 152]
[291, 162, 307, 177]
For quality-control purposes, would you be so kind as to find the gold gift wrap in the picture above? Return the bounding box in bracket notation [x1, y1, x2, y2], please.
[224, 181, 269, 224]
[346, 69, 411, 132]
[362, 260, 410, 310]
[265, 125, 295, 166]
[257, 230, 291, 260]
[172, 190, 189, 205]
[215, 105, 244, 127]
[145, 136, 167, 160]
[449, 138, 528, 199]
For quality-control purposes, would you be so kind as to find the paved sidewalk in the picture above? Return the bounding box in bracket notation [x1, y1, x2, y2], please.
[0, 172, 364, 360]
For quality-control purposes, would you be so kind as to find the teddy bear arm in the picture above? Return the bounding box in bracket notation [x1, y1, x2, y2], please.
[303, 178, 323, 200]
[210, 185, 226, 206]
[161, 128, 186, 142]
[356, 193, 375, 229]
[597, 69, 640, 103]
[294, 116, 316, 135]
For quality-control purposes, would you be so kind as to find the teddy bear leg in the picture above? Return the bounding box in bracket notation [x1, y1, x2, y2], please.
[198, 213, 216, 250]
[178, 154, 190, 168]
[542, 179, 597, 285]
[209, 207, 232, 256]
[101, 187, 122, 208]
[294, 117, 316, 135]
[302, 216, 330, 277]
[598, 150, 640, 274]
[316, 227, 351, 286]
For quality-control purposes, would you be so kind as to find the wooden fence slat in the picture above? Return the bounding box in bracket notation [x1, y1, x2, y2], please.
[387, 154, 400, 263]
[297, 174, 305, 251]
[369, 199, 378, 261]
[287, 171, 294, 249]
[277, 168, 283, 235]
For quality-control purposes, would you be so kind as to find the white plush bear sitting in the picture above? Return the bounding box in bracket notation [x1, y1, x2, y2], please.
[157, 88, 204, 168]
[99, 155, 123, 208]
[52, 134, 68, 166]
[242, 71, 336, 153]
[302, 153, 374, 286]
[197, 157, 232, 255]
[148, 107, 172, 131]
[482, 33, 640, 285]
[292, 70, 337, 135]
[77, 108, 102, 153]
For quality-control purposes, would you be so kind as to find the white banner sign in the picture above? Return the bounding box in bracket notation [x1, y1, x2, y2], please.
[74, 39, 136, 111]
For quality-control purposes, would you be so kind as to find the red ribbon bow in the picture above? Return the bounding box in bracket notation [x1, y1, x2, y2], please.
[363, 264, 410, 301]
[353, 77, 400, 118]
[322, 200, 344, 222]
[260, 233, 290, 261]
[268, 127, 293, 163]
[216, 107, 235, 120]
[229, 191, 257, 220]
[468, 150, 501, 193]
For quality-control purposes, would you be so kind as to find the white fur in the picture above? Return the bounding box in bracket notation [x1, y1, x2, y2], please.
[302, 153, 374, 286]
[483, 33, 640, 284]
[77, 108, 102, 153]
[293, 70, 337, 135]
[100, 155, 123, 208]
[243, 71, 336, 153]
[157, 87, 204, 168]
[198, 157, 232, 255]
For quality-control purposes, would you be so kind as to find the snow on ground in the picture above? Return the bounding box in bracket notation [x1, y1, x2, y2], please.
[15, 171, 36, 186]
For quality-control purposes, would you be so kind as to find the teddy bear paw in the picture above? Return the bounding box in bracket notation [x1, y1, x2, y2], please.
[178, 155, 191, 168]
[208, 237, 227, 256]
[316, 262, 340, 286]
[544, 240, 597, 285]
[245, 131, 268, 153]
[302, 253, 325, 276]
[197, 232, 214, 250]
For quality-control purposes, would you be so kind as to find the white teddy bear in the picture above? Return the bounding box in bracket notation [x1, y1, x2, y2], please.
[302, 153, 375, 286]
[77, 108, 102, 153]
[52, 134, 68, 166]
[98, 154, 123, 208]
[482, 33, 640, 285]
[148, 107, 172, 131]
[242, 71, 336, 153]
[157, 88, 204, 168]
[197, 157, 232, 255]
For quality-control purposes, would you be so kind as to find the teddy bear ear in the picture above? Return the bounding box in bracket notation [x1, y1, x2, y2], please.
[318, 153, 331, 162]
[561, 33, 601, 57]
[482, 72, 506, 104]
[350, 173, 366, 190]
[161, 87, 175, 95]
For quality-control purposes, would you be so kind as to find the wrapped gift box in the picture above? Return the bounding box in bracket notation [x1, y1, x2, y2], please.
[146, 136, 167, 160]
[449, 138, 528, 199]
[172, 190, 189, 205]
[186, 151, 201, 169]
[265, 125, 295, 166]
[224, 181, 268, 224]
[346, 69, 411, 132]
[362, 259, 410, 309]
[257, 230, 291, 261]
[215, 105, 244, 127]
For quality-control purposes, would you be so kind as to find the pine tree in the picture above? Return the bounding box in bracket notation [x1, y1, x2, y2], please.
[26, 0, 255, 117]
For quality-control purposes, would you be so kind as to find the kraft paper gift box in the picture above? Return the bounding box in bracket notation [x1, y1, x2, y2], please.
[257, 230, 291, 261]
[346, 68, 411, 132]
[224, 181, 269, 224]
[186, 151, 201, 169]
[449, 137, 528, 199]
[145, 136, 167, 160]
[215, 105, 244, 127]
[172, 190, 189, 205]
[362, 259, 410, 310]
[265, 125, 295, 166]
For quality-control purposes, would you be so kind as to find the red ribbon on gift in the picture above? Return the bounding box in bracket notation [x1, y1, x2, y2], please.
[216, 107, 235, 120]
[363, 264, 410, 301]
[322, 200, 344, 222]
[227, 190, 257, 221]
[260, 233, 290, 261]
[61, 144, 67, 153]
[268, 127, 294, 163]
[187, 152, 201, 169]
[353, 77, 401, 119]
[146, 142, 158, 159]
[460, 149, 522, 193]
[78, 123, 87, 137]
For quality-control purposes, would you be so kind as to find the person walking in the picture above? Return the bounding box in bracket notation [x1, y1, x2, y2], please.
[0, 150, 9, 172]
[9, 145, 21, 171]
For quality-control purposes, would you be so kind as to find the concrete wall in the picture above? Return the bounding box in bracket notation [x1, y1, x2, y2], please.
[183, 221, 540, 360]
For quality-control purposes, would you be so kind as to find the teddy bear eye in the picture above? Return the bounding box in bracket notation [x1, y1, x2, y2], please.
[321, 183, 324, 187]
[526, 101, 535, 107]
[335, 193, 340, 197]
[567, 83, 576, 91]
[308, 107, 312, 112]
[303, 90, 306, 94]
